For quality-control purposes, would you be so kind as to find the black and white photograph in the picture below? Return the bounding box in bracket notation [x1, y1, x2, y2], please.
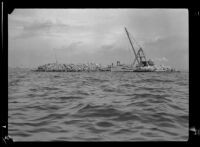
[7, 9, 189, 141]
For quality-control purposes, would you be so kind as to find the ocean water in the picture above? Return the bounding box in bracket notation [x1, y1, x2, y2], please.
[8, 68, 189, 141]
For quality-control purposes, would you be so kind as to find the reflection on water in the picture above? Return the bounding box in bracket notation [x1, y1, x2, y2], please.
[8, 69, 189, 141]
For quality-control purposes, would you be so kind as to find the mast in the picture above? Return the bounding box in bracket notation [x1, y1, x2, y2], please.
[53, 48, 58, 64]
[124, 27, 140, 65]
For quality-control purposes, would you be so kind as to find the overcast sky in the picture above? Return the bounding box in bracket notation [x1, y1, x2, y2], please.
[8, 9, 188, 70]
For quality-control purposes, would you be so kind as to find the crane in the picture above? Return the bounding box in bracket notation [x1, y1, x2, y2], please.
[124, 27, 150, 67]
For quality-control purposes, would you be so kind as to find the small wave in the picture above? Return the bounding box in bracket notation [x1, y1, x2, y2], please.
[8, 128, 19, 132]
[10, 112, 24, 116]
[17, 75, 26, 79]
[142, 107, 157, 113]
[9, 79, 21, 86]
[42, 87, 60, 91]
[53, 75, 61, 78]
[9, 120, 51, 127]
[112, 112, 140, 122]
[63, 119, 82, 125]
[142, 78, 174, 83]
[57, 137, 70, 141]
[129, 137, 148, 141]
[138, 113, 176, 125]
[156, 122, 177, 128]
[58, 96, 83, 100]
[151, 127, 178, 136]
[133, 126, 145, 129]
[152, 113, 175, 122]
[141, 87, 156, 91]
[87, 126, 107, 134]
[131, 101, 150, 107]
[74, 104, 122, 118]
[29, 88, 38, 92]
[120, 83, 136, 88]
[134, 93, 165, 99]
[140, 132, 160, 137]
[111, 128, 138, 134]
[27, 127, 67, 133]
[9, 100, 19, 104]
[11, 132, 31, 137]
[77, 104, 102, 111]
[175, 115, 188, 124]
[27, 93, 37, 97]
[168, 103, 186, 111]
[71, 90, 90, 96]
[102, 87, 126, 94]
[32, 113, 69, 121]
[25, 104, 59, 111]
[70, 103, 85, 110]
[96, 121, 114, 127]
[86, 77, 109, 83]
[102, 87, 116, 92]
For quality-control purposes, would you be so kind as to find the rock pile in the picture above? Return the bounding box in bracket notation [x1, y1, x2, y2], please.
[135, 64, 176, 72]
[35, 63, 110, 72]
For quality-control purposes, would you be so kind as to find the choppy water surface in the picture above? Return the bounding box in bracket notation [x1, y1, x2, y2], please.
[8, 69, 189, 141]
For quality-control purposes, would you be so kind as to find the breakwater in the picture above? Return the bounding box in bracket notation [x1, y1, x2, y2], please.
[34, 63, 111, 72]
[34, 62, 177, 72]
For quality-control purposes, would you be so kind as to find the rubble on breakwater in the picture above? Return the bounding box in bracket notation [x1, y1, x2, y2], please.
[33, 62, 178, 72]
[134, 64, 176, 72]
[34, 63, 111, 72]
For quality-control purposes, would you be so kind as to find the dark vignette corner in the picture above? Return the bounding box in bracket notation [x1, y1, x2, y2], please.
[1, 0, 14, 145]
[1, 1, 199, 145]
[188, 8, 200, 143]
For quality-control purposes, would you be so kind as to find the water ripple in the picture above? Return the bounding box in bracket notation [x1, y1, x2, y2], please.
[8, 70, 188, 141]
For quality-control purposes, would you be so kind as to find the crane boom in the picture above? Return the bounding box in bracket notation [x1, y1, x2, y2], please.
[124, 27, 140, 65]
